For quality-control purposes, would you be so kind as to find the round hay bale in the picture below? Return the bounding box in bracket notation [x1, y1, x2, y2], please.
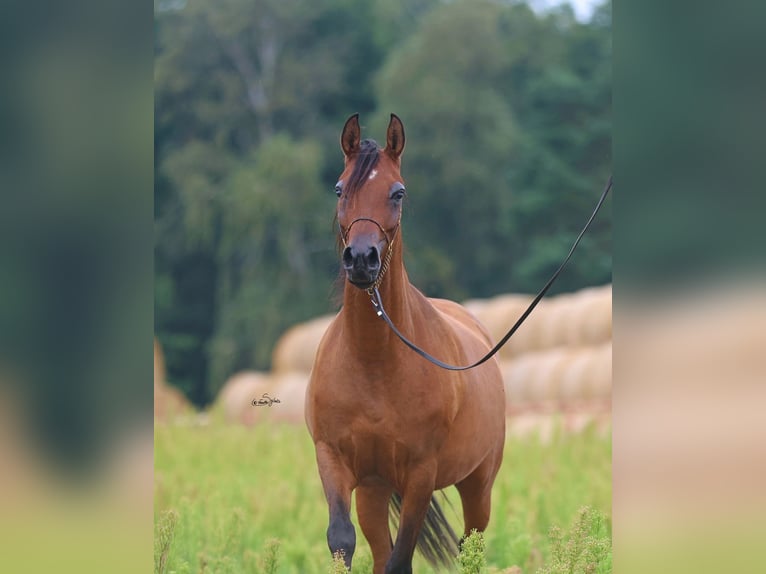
[498, 298, 553, 358]
[518, 287, 612, 353]
[497, 359, 528, 412]
[582, 342, 612, 400]
[154, 337, 193, 422]
[154, 337, 165, 387]
[215, 371, 273, 425]
[506, 413, 556, 442]
[154, 382, 191, 422]
[268, 372, 309, 424]
[556, 294, 583, 348]
[271, 314, 335, 374]
[492, 284, 612, 357]
[557, 285, 611, 347]
[499, 356, 553, 410]
[525, 349, 571, 403]
[501, 343, 612, 410]
[461, 298, 489, 321]
[468, 295, 535, 357]
[464, 294, 532, 345]
[557, 348, 593, 403]
[500, 348, 570, 407]
[540, 292, 573, 349]
[578, 285, 612, 345]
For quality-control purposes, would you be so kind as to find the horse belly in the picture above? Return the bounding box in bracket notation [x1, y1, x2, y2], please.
[434, 364, 506, 487]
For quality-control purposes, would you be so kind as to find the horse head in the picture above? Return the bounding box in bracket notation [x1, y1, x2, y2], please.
[336, 113, 406, 290]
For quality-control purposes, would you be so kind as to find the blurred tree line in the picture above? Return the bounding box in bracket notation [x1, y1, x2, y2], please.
[155, 0, 611, 407]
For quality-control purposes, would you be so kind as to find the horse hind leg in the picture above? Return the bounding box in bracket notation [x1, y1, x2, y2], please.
[455, 450, 503, 540]
[385, 466, 436, 574]
[356, 483, 394, 574]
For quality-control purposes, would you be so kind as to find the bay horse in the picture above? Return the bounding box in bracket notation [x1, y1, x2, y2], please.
[305, 114, 506, 574]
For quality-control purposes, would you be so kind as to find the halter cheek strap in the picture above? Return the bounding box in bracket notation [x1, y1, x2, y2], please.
[338, 212, 402, 294]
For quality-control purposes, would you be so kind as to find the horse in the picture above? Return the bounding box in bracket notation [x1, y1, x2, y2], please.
[305, 113, 506, 574]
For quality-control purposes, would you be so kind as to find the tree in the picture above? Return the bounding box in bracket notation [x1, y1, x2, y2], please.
[373, 0, 611, 298]
[208, 135, 336, 395]
[153, 0, 612, 406]
[154, 0, 432, 404]
[373, 0, 520, 299]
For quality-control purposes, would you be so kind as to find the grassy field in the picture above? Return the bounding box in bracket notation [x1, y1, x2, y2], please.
[155, 420, 611, 573]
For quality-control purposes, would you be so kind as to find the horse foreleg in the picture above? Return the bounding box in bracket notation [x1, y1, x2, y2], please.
[315, 442, 357, 569]
[356, 483, 394, 574]
[385, 465, 436, 574]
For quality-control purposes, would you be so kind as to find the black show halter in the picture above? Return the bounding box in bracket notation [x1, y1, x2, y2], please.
[368, 176, 612, 371]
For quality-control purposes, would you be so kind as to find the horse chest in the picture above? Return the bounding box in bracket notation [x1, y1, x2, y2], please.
[344, 375, 450, 428]
[329, 389, 450, 480]
[341, 426, 441, 485]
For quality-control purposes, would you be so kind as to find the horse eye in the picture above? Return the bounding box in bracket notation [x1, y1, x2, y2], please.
[391, 188, 406, 202]
[335, 185, 342, 197]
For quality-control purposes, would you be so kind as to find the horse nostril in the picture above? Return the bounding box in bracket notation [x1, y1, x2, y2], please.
[342, 246, 354, 270]
[367, 246, 380, 270]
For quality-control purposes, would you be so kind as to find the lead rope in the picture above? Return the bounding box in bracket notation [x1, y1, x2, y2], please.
[369, 175, 612, 371]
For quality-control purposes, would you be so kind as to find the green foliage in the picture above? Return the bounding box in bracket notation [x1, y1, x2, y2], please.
[373, 0, 518, 298]
[207, 134, 337, 393]
[154, 422, 611, 573]
[259, 538, 282, 574]
[155, 0, 612, 406]
[458, 529, 487, 574]
[374, 0, 611, 298]
[536, 506, 612, 574]
[154, 509, 178, 574]
[329, 550, 349, 574]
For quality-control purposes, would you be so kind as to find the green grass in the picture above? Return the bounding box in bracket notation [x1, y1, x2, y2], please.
[155, 421, 611, 573]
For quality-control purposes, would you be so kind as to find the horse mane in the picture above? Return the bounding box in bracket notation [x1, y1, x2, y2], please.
[345, 139, 380, 198]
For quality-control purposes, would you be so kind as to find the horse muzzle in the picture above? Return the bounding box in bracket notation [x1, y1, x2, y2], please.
[342, 244, 381, 289]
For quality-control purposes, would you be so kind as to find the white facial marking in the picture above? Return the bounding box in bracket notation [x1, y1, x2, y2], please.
[368, 169, 378, 181]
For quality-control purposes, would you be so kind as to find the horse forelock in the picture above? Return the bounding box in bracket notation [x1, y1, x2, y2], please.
[345, 139, 381, 198]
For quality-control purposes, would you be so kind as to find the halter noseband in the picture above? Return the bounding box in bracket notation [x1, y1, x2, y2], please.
[338, 214, 401, 294]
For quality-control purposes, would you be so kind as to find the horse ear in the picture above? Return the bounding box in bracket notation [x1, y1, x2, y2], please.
[340, 113, 361, 158]
[385, 113, 405, 161]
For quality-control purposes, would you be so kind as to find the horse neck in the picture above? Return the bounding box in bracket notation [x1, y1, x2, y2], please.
[341, 240, 418, 357]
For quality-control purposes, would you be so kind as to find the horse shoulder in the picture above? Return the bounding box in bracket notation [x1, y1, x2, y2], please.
[428, 297, 494, 349]
[306, 316, 343, 429]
